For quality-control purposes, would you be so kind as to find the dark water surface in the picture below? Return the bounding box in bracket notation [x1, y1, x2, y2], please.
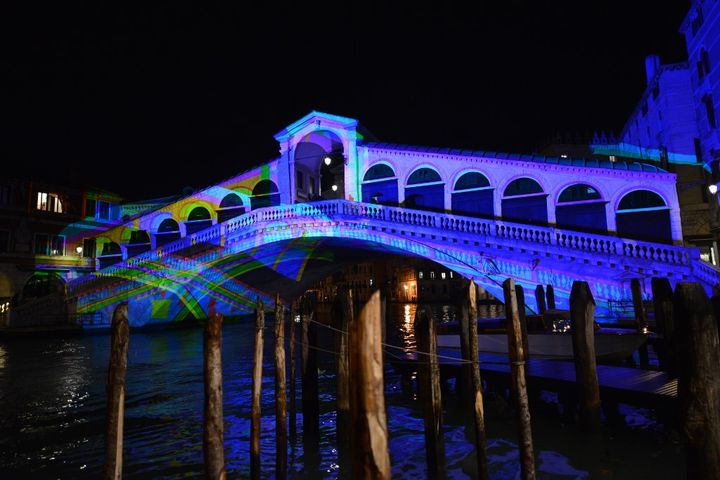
[0, 304, 684, 478]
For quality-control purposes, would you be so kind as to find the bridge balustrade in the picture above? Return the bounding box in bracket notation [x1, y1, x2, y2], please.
[68, 200, 714, 298]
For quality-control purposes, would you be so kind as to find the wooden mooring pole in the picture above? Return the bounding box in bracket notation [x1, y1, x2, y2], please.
[349, 290, 391, 479]
[204, 312, 225, 480]
[289, 301, 297, 445]
[534, 285, 546, 315]
[569, 281, 601, 432]
[651, 277, 676, 373]
[630, 278, 649, 366]
[105, 302, 129, 480]
[301, 294, 320, 472]
[674, 283, 720, 480]
[274, 294, 288, 479]
[250, 299, 264, 480]
[503, 279, 536, 480]
[416, 305, 446, 478]
[335, 289, 354, 476]
[466, 282, 489, 480]
[546, 284, 556, 310]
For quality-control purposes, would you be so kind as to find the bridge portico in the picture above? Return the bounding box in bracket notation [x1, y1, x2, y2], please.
[46, 111, 720, 328]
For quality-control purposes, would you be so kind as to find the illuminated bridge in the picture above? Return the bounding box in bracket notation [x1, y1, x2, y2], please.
[51, 112, 720, 327]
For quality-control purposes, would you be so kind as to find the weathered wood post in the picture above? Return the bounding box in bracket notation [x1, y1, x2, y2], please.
[546, 284, 556, 310]
[631, 278, 649, 366]
[569, 281, 601, 432]
[301, 293, 320, 472]
[516, 284, 529, 362]
[250, 299, 264, 480]
[674, 283, 720, 480]
[534, 285, 547, 315]
[466, 282, 489, 480]
[651, 277, 675, 373]
[349, 290, 391, 479]
[204, 312, 225, 480]
[335, 289, 354, 476]
[289, 301, 297, 445]
[416, 305, 446, 478]
[503, 279, 536, 480]
[274, 294, 288, 479]
[457, 284, 474, 410]
[105, 302, 129, 480]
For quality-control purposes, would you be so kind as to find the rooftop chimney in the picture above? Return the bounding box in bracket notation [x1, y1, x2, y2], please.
[645, 55, 661, 84]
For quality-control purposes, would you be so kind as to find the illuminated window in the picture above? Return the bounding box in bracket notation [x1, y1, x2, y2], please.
[430, 271, 436, 279]
[36, 192, 63, 213]
[369, 278, 374, 286]
[449, 271, 454, 279]
[419, 271, 424, 279]
[441, 272, 446, 280]
[34, 234, 65, 256]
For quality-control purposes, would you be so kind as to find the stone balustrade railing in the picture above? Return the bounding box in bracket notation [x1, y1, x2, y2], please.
[68, 199, 718, 296]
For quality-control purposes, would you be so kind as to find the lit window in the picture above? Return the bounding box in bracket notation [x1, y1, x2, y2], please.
[419, 271, 424, 279]
[36, 192, 63, 213]
[430, 271, 436, 279]
[441, 272, 446, 280]
[449, 271, 454, 279]
[609, 155, 616, 162]
[369, 278, 374, 286]
[34, 234, 65, 256]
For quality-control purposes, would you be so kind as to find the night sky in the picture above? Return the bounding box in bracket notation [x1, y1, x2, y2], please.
[5, 1, 690, 200]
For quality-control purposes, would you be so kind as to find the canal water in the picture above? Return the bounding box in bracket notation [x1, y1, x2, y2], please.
[0, 304, 684, 479]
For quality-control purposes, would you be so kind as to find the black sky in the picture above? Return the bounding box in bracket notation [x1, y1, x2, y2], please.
[4, 1, 690, 200]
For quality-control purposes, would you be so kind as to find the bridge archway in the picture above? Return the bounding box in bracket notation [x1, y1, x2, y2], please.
[217, 193, 246, 222]
[501, 177, 548, 225]
[184, 206, 213, 234]
[451, 170, 494, 218]
[555, 183, 607, 233]
[251, 180, 281, 209]
[362, 162, 399, 205]
[120, 228, 151, 256]
[404, 166, 445, 212]
[615, 189, 672, 243]
[293, 130, 345, 201]
[155, 218, 181, 246]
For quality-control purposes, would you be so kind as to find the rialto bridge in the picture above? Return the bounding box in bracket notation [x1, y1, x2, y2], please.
[42, 112, 720, 327]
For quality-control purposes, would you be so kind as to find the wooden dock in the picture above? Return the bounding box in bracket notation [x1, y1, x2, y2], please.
[393, 349, 677, 409]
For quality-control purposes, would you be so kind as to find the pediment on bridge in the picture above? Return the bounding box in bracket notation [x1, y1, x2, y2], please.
[274, 111, 359, 143]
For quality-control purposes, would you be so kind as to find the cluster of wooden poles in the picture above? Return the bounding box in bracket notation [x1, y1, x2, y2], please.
[102, 276, 720, 480]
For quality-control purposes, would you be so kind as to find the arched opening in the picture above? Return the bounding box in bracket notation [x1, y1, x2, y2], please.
[156, 218, 181, 247]
[451, 171, 493, 218]
[124, 229, 151, 257]
[555, 184, 607, 233]
[251, 180, 281, 210]
[404, 167, 444, 212]
[501, 177, 547, 225]
[185, 206, 213, 234]
[217, 193, 246, 222]
[616, 190, 671, 242]
[362, 163, 398, 205]
[293, 130, 345, 202]
[98, 240, 122, 268]
[22, 272, 64, 300]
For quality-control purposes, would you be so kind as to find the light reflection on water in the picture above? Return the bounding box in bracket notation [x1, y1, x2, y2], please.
[0, 305, 683, 479]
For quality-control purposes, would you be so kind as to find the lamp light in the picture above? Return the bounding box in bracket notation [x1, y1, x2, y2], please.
[75, 246, 83, 255]
[710, 184, 718, 195]
[331, 184, 338, 191]
[324, 156, 332, 166]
